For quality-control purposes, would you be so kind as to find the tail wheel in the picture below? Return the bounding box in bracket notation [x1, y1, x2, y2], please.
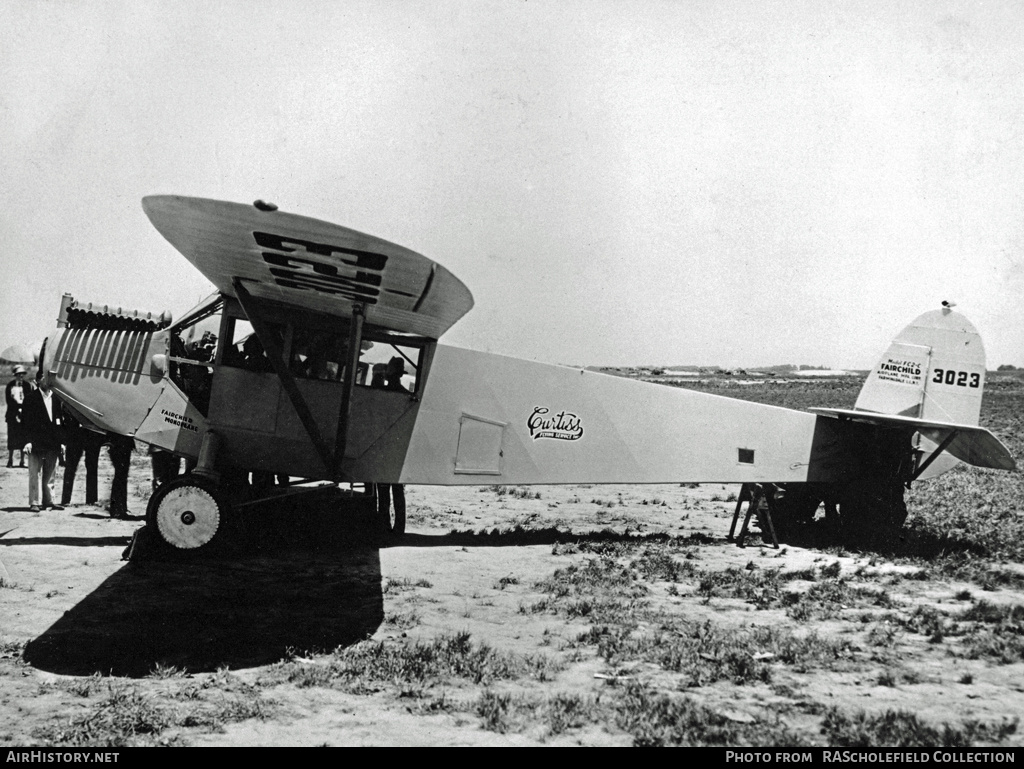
[147, 477, 225, 551]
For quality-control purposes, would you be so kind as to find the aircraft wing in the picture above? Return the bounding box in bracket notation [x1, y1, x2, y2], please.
[142, 196, 474, 339]
[809, 408, 1016, 471]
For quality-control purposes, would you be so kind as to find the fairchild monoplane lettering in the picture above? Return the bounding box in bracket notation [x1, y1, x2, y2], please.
[37, 196, 1016, 553]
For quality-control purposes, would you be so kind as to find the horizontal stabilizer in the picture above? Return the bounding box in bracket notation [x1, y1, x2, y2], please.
[810, 408, 1016, 471]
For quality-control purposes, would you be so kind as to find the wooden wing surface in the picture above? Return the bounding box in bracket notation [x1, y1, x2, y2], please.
[142, 195, 473, 338]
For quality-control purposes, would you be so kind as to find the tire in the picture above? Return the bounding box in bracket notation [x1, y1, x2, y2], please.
[147, 476, 227, 552]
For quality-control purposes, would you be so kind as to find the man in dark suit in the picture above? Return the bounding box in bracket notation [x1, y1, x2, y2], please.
[22, 374, 65, 512]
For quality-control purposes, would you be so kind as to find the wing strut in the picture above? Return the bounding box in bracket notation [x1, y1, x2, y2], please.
[334, 303, 364, 477]
[911, 430, 959, 481]
[233, 279, 335, 478]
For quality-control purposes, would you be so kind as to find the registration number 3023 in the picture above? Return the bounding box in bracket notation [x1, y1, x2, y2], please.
[932, 368, 981, 388]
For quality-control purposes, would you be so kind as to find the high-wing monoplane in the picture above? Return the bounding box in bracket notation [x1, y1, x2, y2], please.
[40, 196, 1016, 552]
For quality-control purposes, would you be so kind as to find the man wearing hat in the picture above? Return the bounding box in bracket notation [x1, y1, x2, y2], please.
[21, 370, 64, 511]
[5, 365, 31, 468]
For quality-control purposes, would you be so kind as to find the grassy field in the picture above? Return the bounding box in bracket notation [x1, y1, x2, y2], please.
[1, 375, 1021, 746]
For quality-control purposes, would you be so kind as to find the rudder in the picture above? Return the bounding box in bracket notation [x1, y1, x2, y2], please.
[855, 304, 986, 478]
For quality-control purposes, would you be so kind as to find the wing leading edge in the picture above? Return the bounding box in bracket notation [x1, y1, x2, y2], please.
[142, 195, 474, 339]
[810, 408, 1016, 472]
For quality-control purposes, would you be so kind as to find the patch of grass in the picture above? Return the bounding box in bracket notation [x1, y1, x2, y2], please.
[494, 575, 519, 590]
[785, 579, 856, 620]
[822, 707, 1018, 747]
[820, 561, 842, 579]
[58, 674, 106, 698]
[960, 628, 1024, 664]
[489, 485, 542, 500]
[475, 689, 517, 733]
[34, 685, 174, 747]
[696, 566, 785, 609]
[961, 600, 1024, 624]
[383, 610, 421, 629]
[148, 663, 188, 680]
[580, 621, 853, 686]
[383, 577, 433, 593]
[545, 692, 600, 735]
[866, 623, 899, 648]
[631, 549, 696, 583]
[613, 684, 809, 747]
[272, 632, 562, 691]
[536, 557, 648, 603]
[0, 639, 25, 658]
[957, 601, 1024, 663]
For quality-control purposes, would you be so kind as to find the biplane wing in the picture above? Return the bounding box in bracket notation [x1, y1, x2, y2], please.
[141, 196, 474, 339]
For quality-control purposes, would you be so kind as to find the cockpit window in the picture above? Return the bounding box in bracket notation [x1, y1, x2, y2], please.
[169, 300, 222, 416]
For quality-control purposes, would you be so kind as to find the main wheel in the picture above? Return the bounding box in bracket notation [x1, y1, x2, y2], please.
[770, 483, 823, 539]
[147, 477, 226, 551]
[837, 478, 907, 549]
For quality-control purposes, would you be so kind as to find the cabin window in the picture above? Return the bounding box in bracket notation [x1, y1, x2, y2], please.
[359, 337, 422, 394]
[290, 327, 347, 382]
[222, 319, 282, 374]
[738, 448, 755, 464]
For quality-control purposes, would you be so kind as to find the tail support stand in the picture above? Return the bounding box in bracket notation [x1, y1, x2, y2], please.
[728, 483, 780, 549]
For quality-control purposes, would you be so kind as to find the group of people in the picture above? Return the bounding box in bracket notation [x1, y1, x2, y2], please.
[5, 352, 413, 527]
[4, 365, 134, 516]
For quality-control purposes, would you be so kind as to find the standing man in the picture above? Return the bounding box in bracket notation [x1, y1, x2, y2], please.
[5, 365, 31, 468]
[107, 435, 135, 518]
[22, 373, 64, 512]
[376, 357, 408, 536]
[61, 404, 104, 506]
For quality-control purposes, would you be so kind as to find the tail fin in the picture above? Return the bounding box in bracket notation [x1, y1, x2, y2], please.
[855, 305, 986, 425]
[853, 304, 989, 478]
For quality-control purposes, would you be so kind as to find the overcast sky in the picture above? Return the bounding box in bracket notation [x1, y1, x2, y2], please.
[2, 0, 1022, 369]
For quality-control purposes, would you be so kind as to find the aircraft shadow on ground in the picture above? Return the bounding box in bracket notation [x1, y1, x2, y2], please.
[0, 535, 133, 548]
[399, 527, 723, 549]
[23, 502, 385, 678]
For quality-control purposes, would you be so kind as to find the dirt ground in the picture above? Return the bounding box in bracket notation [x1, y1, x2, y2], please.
[1, 421, 1022, 747]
